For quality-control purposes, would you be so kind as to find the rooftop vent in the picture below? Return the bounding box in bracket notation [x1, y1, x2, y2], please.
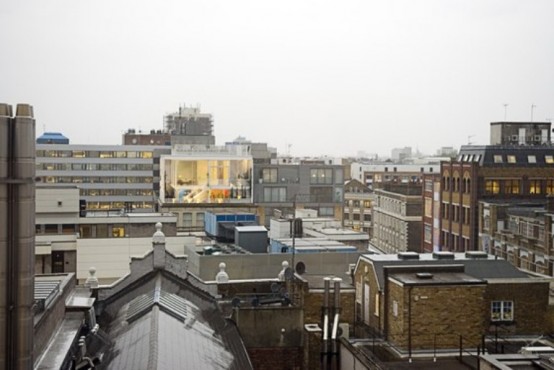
[433, 251, 455, 260]
[465, 251, 488, 259]
[397, 252, 420, 260]
[416, 272, 433, 279]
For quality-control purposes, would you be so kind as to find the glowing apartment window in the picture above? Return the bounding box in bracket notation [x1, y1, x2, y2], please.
[529, 179, 542, 194]
[493, 155, 503, 163]
[547, 180, 554, 195]
[546, 155, 554, 164]
[504, 179, 520, 194]
[485, 180, 500, 194]
[507, 155, 516, 163]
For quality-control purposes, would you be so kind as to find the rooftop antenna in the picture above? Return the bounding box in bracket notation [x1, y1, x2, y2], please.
[531, 104, 536, 122]
[503, 103, 509, 120]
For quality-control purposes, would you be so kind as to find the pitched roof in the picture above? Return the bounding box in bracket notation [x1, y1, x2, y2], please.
[101, 273, 252, 370]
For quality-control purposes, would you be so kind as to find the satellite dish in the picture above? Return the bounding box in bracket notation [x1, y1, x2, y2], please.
[231, 297, 241, 308]
[295, 262, 306, 275]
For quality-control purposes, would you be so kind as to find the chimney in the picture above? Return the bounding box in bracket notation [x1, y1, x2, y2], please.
[0, 103, 36, 369]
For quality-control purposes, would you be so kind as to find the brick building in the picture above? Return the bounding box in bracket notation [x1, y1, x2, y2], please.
[440, 121, 554, 252]
[352, 252, 551, 356]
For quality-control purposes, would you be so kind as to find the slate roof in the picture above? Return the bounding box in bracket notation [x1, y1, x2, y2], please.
[359, 253, 530, 291]
[100, 272, 253, 370]
[458, 144, 554, 167]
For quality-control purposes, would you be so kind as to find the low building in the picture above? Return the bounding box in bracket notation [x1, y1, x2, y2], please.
[352, 252, 552, 359]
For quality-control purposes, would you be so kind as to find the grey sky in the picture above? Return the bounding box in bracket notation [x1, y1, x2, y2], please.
[1, 0, 553, 157]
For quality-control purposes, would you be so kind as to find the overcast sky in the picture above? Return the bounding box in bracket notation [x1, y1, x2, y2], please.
[1, 0, 553, 157]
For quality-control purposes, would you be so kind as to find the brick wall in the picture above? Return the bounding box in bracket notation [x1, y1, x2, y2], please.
[387, 280, 486, 350]
[248, 347, 303, 370]
[484, 281, 550, 335]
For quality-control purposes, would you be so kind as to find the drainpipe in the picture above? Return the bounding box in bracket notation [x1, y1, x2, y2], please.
[331, 277, 342, 370]
[322, 277, 331, 370]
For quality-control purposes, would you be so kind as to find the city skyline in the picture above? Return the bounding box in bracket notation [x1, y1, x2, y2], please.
[1, 0, 553, 157]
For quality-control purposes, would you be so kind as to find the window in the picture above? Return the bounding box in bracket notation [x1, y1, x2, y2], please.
[393, 300, 398, 317]
[424, 225, 432, 243]
[528, 155, 536, 164]
[262, 168, 278, 183]
[374, 294, 380, 316]
[546, 155, 554, 164]
[507, 155, 516, 163]
[491, 301, 513, 321]
[529, 179, 542, 194]
[263, 187, 286, 202]
[493, 155, 503, 163]
[310, 169, 333, 184]
[485, 180, 500, 195]
[504, 179, 520, 194]
[112, 225, 125, 238]
[547, 180, 554, 195]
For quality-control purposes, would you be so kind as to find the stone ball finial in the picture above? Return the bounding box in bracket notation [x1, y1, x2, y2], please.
[216, 262, 229, 283]
[152, 222, 165, 244]
[89, 266, 96, 276]
[281, 261, 289, 269]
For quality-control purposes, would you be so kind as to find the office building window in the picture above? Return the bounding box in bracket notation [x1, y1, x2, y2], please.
[262, 168, 278, 183]
[528, 155, 536, 164]
[310, 169, 333, 184]
[546, 155, 554, 164]
[112, 225, 126, 238]
[491, 301, 513, 321]
[263, 187, 286, 202]
[493, 155, 503, 163]
[507, 155, 516, 163]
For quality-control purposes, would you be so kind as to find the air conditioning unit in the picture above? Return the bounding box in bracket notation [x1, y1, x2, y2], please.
[338, 323, 350, 339]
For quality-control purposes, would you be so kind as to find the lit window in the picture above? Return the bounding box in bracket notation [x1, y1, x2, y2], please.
[546, 155, 554, 164]
[529, 179, 542, 194]
[485, 180, 500, 194]
[504, 180, 520, 194]
[491, 301, 513, 321]
[112, 226, 125, 238]
[507, 155, 516, 163]
[493, 155, 503, 163]
[528, 155, 536, 164]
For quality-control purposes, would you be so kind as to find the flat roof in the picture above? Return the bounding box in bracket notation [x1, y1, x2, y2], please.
[235, 226, 267, 232]
[389, 271, 485, 286]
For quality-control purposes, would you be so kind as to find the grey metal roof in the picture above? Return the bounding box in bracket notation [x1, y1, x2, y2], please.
[101, 272, 252, 370]
[362, 253, 530, 291]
